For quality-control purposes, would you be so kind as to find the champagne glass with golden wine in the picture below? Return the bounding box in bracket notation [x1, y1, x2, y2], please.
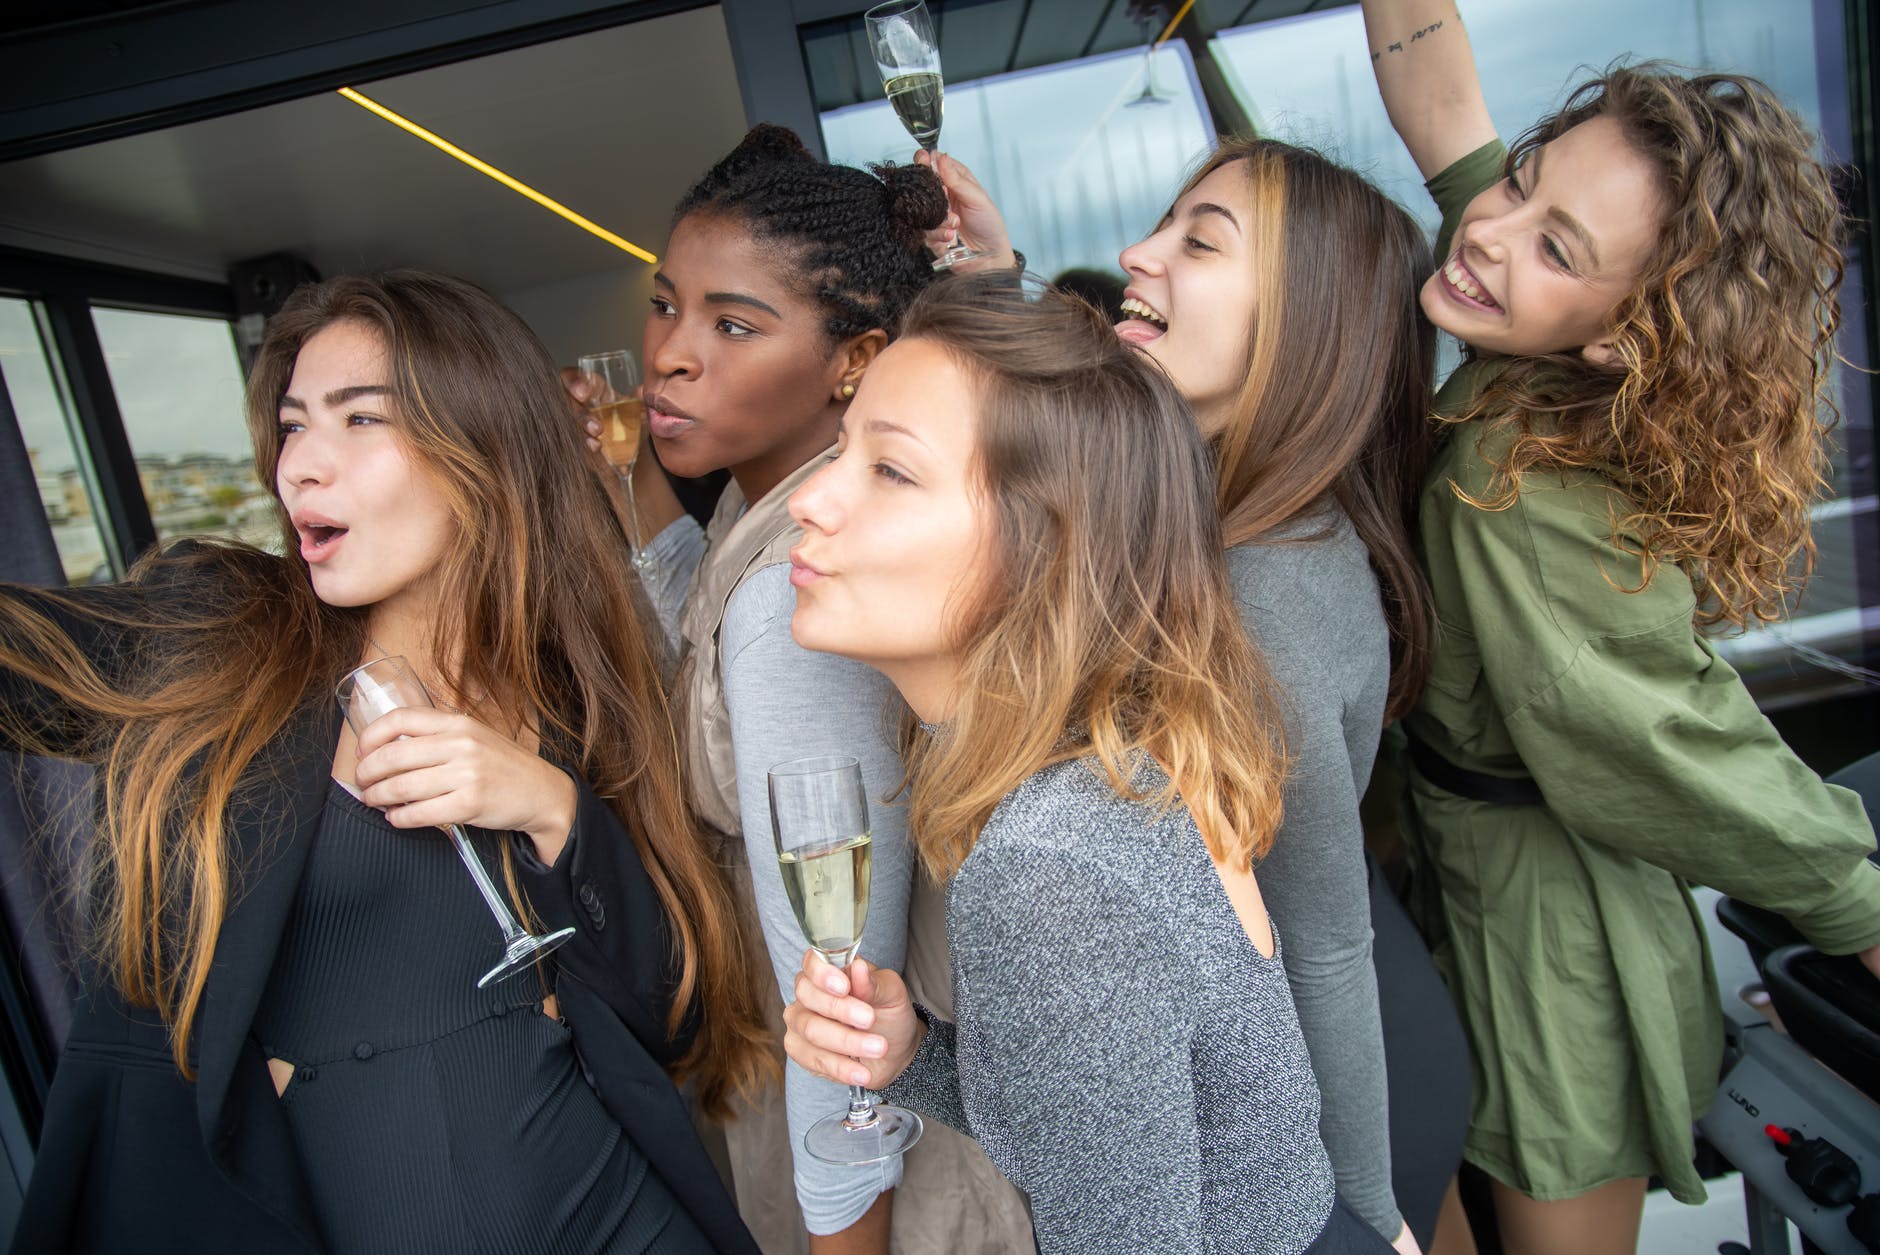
[769, 755, 923, 1164]
[577, 350, 656, 576]
[864, 0, 982, 270]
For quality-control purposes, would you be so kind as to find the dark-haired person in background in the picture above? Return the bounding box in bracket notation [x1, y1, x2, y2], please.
[575, 124, 1035, 1255]
[1048, 267, 1126, 320]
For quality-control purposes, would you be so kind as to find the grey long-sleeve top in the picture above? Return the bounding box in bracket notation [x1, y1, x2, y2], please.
[1228, 507, 1399, 1237]
[880, 757, 1337, 1255]
[644, 516, 915, 1234]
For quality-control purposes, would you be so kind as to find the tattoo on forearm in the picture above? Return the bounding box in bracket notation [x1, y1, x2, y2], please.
[1370, 14, 1456, 62]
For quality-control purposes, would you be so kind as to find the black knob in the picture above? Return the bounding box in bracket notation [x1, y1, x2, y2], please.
[1773, 1127, 1862, 1209]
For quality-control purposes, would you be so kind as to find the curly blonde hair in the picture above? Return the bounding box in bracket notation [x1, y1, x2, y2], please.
[1459, 65, 1844, 629]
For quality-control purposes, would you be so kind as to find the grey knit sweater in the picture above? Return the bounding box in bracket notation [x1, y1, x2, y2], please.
[880, 757, 1337, 1255]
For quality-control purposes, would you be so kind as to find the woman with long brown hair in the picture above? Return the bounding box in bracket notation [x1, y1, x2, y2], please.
[1362, 3, 1880, 1252]
[0, 270, 769, 1254]
[778, 279, 1396, 1254]
[920, 141, 1470, 1252]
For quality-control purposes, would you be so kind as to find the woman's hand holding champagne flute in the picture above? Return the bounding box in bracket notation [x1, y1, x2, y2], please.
[866, 0, 987, 270]
[912, 150, 1020, 275]
[770, 755, 923, 1163]
[784, 951, 925, 1091]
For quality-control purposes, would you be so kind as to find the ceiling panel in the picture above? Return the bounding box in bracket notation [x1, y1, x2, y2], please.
[0, 5, 748, 293]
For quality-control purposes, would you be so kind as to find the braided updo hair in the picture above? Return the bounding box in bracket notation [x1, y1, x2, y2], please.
[674, 124, 947, 344]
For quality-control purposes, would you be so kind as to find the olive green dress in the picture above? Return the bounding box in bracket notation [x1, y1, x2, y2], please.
[1401, 141, 1880, 1202]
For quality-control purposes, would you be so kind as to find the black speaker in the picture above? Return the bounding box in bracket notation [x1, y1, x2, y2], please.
[228, 252, 320, 351]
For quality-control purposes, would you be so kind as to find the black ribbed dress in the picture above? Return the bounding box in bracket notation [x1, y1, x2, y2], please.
[251, 782, 713, 1255]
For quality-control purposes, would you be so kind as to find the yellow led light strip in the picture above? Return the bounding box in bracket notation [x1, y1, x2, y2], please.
[1155, 0, 1196, 46]
[336, 86, 657, 265]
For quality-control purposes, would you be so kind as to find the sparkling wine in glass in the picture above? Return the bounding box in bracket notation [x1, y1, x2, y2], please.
[577, 350, 656, 576]
[769, 755, 923, 1165]
[338, 655, 577, 987]
[864, 0, 981, 270]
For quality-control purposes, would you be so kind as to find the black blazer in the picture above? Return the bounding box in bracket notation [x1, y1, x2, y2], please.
[0, 569, 759, 1255]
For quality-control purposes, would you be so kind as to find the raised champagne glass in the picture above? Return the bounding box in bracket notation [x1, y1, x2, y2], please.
[338, 655, 577, 987]
[769, 755, 923, 1164]
[864, 0, 982, 270]
[577, 349, 656, 576]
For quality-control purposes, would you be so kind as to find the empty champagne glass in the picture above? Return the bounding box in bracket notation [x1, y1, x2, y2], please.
[769, 755, 923, 1164]
[338, 655, 576, 987]
[864, 0, 982, 270]
[577, 349, 656, 576]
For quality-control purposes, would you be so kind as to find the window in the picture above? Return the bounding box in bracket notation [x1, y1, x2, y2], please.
[90, 306, 271, 551]
[0, 296, 114, 583]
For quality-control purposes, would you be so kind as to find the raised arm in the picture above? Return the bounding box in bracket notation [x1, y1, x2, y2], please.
[1360, 0, 1496, 179]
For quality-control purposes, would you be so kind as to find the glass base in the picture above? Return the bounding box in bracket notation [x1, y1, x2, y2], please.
[930, 241, 983, 272]
[478, 926, 577, 988]
[802, 1103, 923, 1165]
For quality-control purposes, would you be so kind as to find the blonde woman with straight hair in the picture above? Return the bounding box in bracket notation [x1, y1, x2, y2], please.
[778, 279, 1397, 1255]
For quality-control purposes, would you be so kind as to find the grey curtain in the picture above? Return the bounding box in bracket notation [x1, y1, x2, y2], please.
[0, 372, 87, 1063]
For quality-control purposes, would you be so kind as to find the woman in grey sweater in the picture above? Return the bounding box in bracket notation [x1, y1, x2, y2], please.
[911, 141, 1473, 1252]
[780, 280, 1396, 1255]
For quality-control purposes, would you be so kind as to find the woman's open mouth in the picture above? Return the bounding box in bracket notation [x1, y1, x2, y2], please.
[295, 517, 349, 563]
[1438, 254, 1502, 312]
[1116, 295, 1167, 345]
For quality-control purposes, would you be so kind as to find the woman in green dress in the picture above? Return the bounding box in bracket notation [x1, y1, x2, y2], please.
[1360, 3, 1880, 1253]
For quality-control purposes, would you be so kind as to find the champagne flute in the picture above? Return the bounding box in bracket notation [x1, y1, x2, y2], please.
[864, 0, 982, 270]
[338, 655, 577, 987]
[769, 755, 923, 1164]
[577, 350, 656, 576]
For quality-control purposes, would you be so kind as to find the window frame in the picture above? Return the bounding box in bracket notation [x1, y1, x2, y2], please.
[0, 246, 238, 574]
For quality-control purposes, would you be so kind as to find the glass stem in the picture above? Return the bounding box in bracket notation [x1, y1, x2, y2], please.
[619, 461, 644, 552]
[447, 823, 529, 945]
[844, 1086, 880, 1129]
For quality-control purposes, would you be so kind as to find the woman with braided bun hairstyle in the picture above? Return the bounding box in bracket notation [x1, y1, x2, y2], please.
[576, 125, 1036, 1255]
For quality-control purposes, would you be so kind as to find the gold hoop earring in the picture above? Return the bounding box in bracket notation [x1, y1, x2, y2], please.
[839, 382, 857, 399]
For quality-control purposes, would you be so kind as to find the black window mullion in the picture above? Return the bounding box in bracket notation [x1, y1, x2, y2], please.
[40, 295, 154, 569]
